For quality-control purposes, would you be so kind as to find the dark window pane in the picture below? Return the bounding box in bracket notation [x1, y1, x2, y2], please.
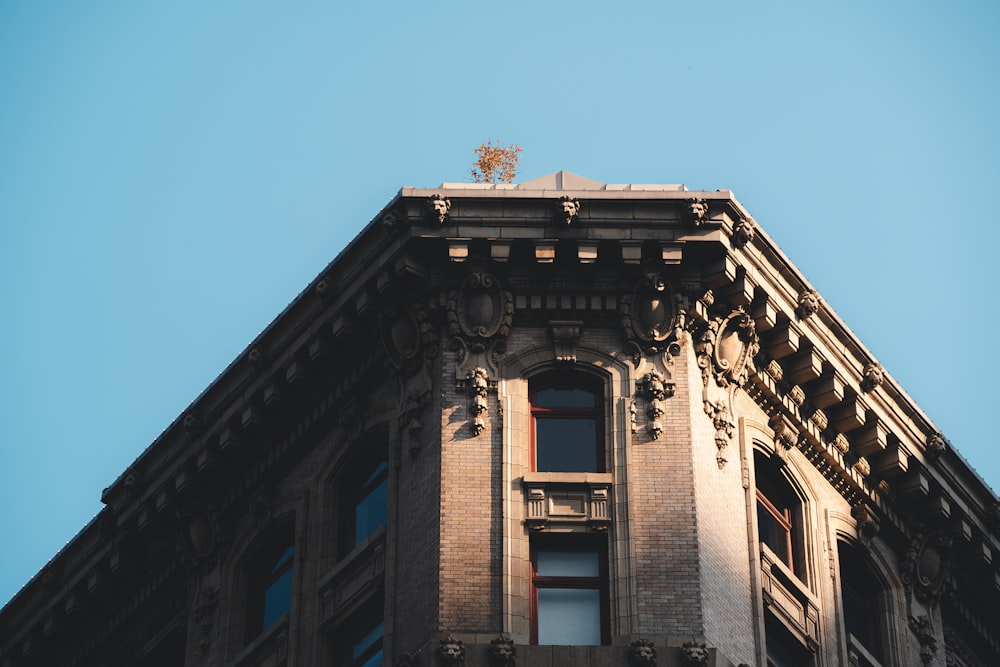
[757, 502, 791, 566]
[536, 550, 600, 577]
[261, 564, 293, 630]
[354, 477, 388, 547]
[537, 588, 601, 645]
[358, 649, 383, 667]
[271, 546, 294, 573]
[352, 621, 384, 660]
[535, 387, 595, 408]
[536, 418, 597, 472]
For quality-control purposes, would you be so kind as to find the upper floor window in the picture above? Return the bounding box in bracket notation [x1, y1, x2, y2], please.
[530, 536, 609, 645]
[839, 542, 885, 666]
[246, 523, 295, 642]
[755, 451, 803, 578]
[338, 443, 388, 557]
[530, 373, 604, 473]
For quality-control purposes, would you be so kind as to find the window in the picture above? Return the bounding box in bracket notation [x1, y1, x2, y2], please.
[339, 447, 388, 557]
[839, 542, 884, 666]
[334, 598, 384, 667]
[755, 451, 802, 577]
[246, 523, 295, 641]
[530, 373, 604, 473]
[530, 537, 609, 645]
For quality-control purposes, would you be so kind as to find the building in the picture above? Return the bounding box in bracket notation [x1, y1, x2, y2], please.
[1, 172, 998, 667]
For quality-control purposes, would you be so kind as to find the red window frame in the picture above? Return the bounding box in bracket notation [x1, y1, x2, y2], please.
[529, 536, 610, 645]
[529, 374, 605, 473]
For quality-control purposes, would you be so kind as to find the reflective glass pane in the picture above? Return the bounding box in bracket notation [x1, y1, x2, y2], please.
[535, 387, 595, 408]
[261, 565, 293, 630]
[757, 502, 791, 566]
[536, 550, 599, 577]
[352, 621, 384, 660]
[535, 418, 597, 472]
[358, 649, 383, 667]
[537, 588, 601, 645]
[271, 546, 294, 573]
[355, 478, 388, 546]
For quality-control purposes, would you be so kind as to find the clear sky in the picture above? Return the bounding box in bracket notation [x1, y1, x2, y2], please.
[2, 1, 998, 607]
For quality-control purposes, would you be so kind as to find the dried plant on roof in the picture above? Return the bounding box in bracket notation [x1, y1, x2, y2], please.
[470, 140, 522, 184]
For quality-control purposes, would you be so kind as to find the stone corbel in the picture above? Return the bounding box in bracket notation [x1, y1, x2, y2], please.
[588, 484, 610, 531]
[851, 502, 880, 544]
[525, 484, 547, 531]
[768, 413, 799, 461]
[550, 320, 582, 362]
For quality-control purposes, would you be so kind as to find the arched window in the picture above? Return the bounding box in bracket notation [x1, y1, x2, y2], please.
[839, 542, 885, 666]
[245, 522, 295, 642]
[529, 373, 605, 473]
[755, 451, 803, 578]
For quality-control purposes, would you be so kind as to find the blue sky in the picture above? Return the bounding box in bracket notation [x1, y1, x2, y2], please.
[2, 1, 998, 606]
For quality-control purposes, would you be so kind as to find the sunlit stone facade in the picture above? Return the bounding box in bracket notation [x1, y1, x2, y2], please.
[2, 172, 998, 667]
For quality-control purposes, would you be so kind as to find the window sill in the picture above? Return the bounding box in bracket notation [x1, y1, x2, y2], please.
[521, 474, 612, 532]
[231, 615, 289, 667]
[319, 527, 386, 629]
[760, 542, 819, 651]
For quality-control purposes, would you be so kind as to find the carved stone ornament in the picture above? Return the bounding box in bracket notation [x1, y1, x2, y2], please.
[909, 615, 938, 665]
[732, 216, 756, 248]
[679, 640, 709, 666]
[697, 308, 759, 389]
[382, 301, 437, 375]
[796, 289, 820, 320]
[437, 636, 466, 667]
[621, 274, 682, 364]
[642, 370, 675, 439]
[925, 432, 947, 460]
[901, 533, 952, 603]
[467, 367, 490, 436]
[488, 634, 516, 667]
[400, 389, 432, 459]
[247, 346, 265, 366]
[706, 400, 733, 468]
[861, 362, 884, 393]
[193, 585, 219, 656]
[425, 193, 451, 223]
[682, 198, 709, 227]
[556, 196, 581, 225]
[851, 502, 880, 543]
[314, 276, 332, 303]
[447, 270, 514, 368]
[628, 639, 657, 666]
[550, 320, 582, 362]
[381, 209, 401, 234]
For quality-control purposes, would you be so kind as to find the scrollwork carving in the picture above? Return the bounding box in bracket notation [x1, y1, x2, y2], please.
[901, 533, 952, 603]
[697, 308, 759, 389]
[382, 301, 438, 376]
[621, 274, 683, 365]
[447, 270, 514, 372]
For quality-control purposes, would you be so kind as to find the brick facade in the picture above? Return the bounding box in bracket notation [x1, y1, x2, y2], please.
[2, 172, 997, 667]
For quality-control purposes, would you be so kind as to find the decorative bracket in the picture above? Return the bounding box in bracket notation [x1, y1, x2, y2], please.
[550, 320, 582, 362]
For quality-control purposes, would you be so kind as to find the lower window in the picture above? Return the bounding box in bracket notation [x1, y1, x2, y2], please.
[334, 597, 384, 667]
[530, 537, 609, 645]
